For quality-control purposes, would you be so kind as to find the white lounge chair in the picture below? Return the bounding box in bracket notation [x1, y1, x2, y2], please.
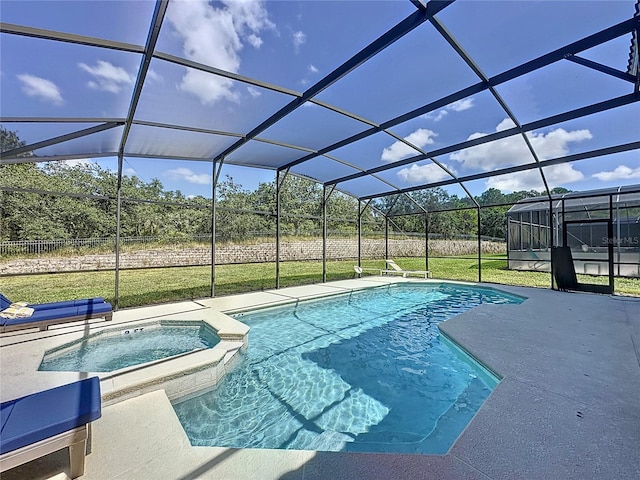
[0, 377, 102, 479]
[353, 266, 382, 277]
[382, 259, 432, 279]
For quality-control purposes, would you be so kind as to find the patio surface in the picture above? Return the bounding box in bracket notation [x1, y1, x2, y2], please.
[1, 276, 639, 479]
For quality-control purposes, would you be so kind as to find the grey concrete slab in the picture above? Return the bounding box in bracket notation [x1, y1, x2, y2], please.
[439, 289, 640, 422]
[623, 298, 640, 367]
[262, 284, 351, 299]
[296, 451, 490, 480]
[196, 291, 291, 312]
[85, 390, 314, 480]
[2, 280, 639, 480]
[449, 377, 640, 480]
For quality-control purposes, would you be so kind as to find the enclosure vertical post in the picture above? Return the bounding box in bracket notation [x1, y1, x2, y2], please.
[276, 170, 280, 289]
[477, 207, 482, 283]
[385, 216, 389, 261]
[322, 185, 327, 283]
[211, 163, 215, 297]
[519, 215, 523, 251]
[615, 189, 621, 277]
[424, 212, 429, 271]
[506, 211, 510, 273]
[322, 185, 335, 284]
[211, 160, 224, 298]
[114, 148, 126, 310]
[114, 186, 121, 310]
[276, 171, 281, 289]
[561, 200, 566, 245]
[357, 200, 362, 267]
[276, 169, 288, 289]
[549, 199, 555, 290]
[609, 195, 615, 293]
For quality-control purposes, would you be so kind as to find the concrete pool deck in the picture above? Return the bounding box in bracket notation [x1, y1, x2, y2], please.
[1, 277, 639, 479]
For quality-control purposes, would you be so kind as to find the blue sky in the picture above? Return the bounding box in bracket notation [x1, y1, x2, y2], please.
[1, 0, 639, 201]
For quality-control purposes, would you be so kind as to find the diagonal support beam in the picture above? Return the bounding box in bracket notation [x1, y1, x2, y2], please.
[358, 141, 640, 200]
[324, 184, 336, 202]
[0, 122, 122, 158]
[0, 22, 144, 53]
[213, 1, 455, 163]
[565, 55, 637, 83]
[0, 117, 125, 123]
[281, 16, 638, 172]
[0, 152, 117, 165]
[429, 15, 546, 203]
[359, 199, 372, 217]
[117, 0, 168, 165]
[326, 92, 640, 186]
[277, 168, 290, 189]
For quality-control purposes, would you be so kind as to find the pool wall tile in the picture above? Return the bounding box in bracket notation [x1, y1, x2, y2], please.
[101, 342, 245, 406]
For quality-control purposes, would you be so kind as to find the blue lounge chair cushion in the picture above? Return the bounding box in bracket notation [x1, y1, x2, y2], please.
[0, 401, 15, 433]
[0, 293, 106, 312]
[1, 302, 112, 328]
[0, 377, 101, 455]
[34, 298, 106, 311]
[0, 294, 10, 310]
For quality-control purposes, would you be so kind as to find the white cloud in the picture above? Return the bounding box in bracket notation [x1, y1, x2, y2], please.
[450, 118, 592, 171]
[496, 118, 516, 131]
[17, 74, 63, 105]
[448, 98, 474, 112]
[78, 60, 135, 93]
[166, 167, 211, 185]
[487, 164, 584, 192]
[421, 97, 475, 121]
[381, 129, 437, 162]
[123, 167, 137, 177]
[293, 31, 306, 51]
[146, 69, 163, 83]
[430, 110, 448, 122]
[166, 0, 273, 105]
[593, 165, 640, 182]
[247, 86, 262, 98]
[78, 61, 134, 93]
[246, 33, 263, 48]
[308, 64, 319, 74]
[397, 162, 456, 184]
[224, 0, 275, 33]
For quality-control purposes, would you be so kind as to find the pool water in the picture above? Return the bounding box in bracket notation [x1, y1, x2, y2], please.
[39, 322, 220, 372]
[173, 283, 523, 454]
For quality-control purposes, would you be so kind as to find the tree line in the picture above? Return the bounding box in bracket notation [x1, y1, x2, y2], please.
[1, 127, 567, 243]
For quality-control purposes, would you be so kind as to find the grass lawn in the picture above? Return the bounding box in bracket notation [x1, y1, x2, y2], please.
[2, 256, 638, 308]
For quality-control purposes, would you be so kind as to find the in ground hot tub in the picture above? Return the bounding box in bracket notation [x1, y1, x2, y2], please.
[33, 313, 248, 406]
[39, 320, 220, 372]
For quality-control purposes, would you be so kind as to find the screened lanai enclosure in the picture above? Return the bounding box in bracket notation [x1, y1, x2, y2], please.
[1, 0, 639, 306]
[507, 186, 640, 278]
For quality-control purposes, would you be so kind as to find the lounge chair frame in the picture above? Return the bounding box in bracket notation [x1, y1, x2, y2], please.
[0, 425, 91, 479]
[0, 377, 101, 479]
[382, 260, 432, 279]
[1, 311, 113, 334]
[0, 294, 113, 333]
[353, 265, 382, 276]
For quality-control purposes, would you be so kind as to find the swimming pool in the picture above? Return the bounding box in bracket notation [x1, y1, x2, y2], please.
[39, 320, 220, 372]
[173, 283, 524, 454]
